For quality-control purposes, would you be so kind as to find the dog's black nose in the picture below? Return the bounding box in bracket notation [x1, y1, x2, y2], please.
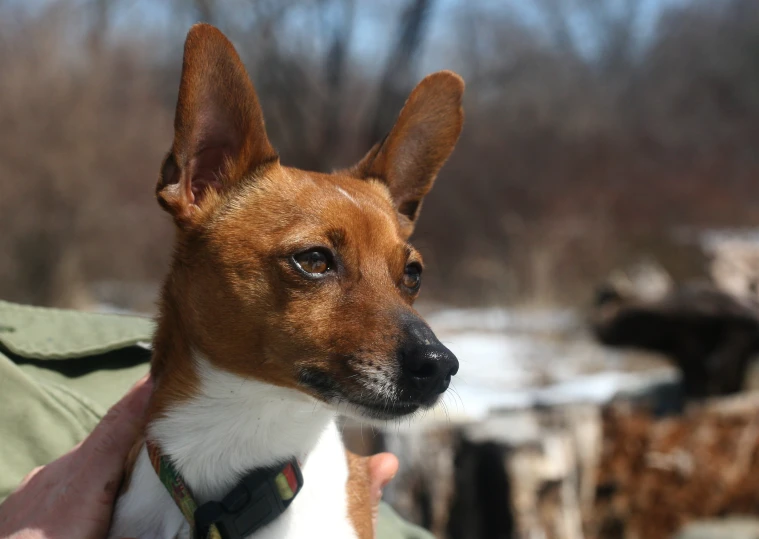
[398, 314, 459, 403]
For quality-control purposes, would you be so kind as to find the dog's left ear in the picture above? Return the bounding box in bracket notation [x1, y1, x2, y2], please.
[351, 71, 464, 237]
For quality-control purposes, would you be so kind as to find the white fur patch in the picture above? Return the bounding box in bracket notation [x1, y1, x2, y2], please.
[110, 356, 357, 539]
[335, 186, 361, 207]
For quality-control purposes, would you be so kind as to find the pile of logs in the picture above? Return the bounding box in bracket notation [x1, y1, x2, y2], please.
[346, 392, 759, 539]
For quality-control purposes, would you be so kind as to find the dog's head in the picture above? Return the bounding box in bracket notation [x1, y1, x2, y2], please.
[157, 24, 463, 420]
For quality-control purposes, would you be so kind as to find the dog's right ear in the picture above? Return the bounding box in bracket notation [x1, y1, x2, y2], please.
[157, 24, 278, 225]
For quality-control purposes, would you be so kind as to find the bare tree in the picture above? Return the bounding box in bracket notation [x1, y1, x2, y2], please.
[367, 0, 434, 145]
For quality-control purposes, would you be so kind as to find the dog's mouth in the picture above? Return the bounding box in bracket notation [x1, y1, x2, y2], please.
[347, 399, 421, 420]
[298, 368, 428, 420]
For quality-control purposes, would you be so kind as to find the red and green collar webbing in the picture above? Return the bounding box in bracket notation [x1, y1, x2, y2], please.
[146, 440, 303, 539]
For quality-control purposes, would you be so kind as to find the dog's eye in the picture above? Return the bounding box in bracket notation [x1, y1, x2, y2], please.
[293, 250, 333, 276]
[402, 263, 422, 292]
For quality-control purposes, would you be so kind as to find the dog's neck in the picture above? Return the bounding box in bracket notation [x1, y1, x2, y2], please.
[148, 347, 335, 505]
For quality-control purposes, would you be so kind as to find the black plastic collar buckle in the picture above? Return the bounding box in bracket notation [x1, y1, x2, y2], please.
[194, 459, 304, 539]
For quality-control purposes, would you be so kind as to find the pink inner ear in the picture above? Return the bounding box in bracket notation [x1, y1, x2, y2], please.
[189, 146, 230, 203]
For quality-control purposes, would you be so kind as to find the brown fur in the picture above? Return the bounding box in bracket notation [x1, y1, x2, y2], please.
[143, 23, 464, 535]
[345, 452, 373, 539]
[120, 434, 144, 496]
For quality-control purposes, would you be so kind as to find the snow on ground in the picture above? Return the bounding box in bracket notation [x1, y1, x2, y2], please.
[418, 307, 677, 422]
[424, 307, 580, 335]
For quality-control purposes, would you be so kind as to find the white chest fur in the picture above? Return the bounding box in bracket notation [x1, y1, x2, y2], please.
[109, 359, 358, 539]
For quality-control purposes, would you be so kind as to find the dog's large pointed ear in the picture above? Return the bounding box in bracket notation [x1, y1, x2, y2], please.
[351, 71, 464, 237]
[157, 24, 278, 224]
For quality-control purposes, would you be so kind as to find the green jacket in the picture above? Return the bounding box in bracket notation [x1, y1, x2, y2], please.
[0, 300, 432, 539]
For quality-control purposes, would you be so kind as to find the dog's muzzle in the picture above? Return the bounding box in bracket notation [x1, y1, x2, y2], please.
[396, 312, 459, 406]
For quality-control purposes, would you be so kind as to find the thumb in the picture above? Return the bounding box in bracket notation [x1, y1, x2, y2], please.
[82, 375, 153, 475]
[368, 453, 399, 503]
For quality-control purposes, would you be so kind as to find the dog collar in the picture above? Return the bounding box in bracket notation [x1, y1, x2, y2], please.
[145, 440, 304, 539]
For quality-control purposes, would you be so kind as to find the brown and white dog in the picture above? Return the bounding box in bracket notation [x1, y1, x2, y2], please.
[109, 24, 463, 539]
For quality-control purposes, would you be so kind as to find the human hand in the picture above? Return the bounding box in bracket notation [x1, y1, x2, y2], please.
[368, 452, 399, 530]
[0, 375, 152, 539]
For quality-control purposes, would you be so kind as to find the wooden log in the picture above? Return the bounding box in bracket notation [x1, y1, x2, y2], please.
[347, 404, 602, 539]
[592, 281, 759, 399]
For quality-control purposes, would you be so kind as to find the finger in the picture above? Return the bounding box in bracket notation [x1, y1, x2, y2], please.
[19, 466, 43, 486]
[367, 452, 399, 504]
[82, 375, 153, 472]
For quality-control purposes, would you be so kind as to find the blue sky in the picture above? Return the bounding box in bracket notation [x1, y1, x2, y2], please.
[7, 0, 699, 70]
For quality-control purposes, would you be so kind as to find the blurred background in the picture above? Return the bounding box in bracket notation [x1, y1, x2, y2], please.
[6, 0, 759, 537]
